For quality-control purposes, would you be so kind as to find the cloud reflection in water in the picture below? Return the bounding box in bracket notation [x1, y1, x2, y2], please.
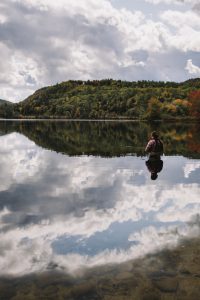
[0, 132, 200, 276]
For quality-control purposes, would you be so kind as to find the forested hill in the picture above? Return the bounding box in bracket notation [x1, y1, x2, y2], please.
[0, 78, 200, 119]
[0, 99, 11, 105]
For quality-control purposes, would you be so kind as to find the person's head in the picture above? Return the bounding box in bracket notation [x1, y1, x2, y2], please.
[151, 172, 158, 180]
[151, 131, 159, 139]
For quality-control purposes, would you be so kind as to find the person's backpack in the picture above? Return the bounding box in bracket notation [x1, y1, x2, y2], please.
[153, 139, 163, 153]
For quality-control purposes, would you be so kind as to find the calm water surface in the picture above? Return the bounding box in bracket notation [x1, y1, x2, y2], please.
[0, 121, 200, 299]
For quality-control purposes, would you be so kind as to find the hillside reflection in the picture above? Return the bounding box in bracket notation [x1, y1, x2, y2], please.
[0, 121, 200, 299]
[0, 120, 200, 157]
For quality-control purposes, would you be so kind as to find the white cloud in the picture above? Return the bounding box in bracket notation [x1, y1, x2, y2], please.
[145, 0, 199, 5]
[161, 10, 200, 28]
[0, 211, 199, 276]
[0, 0, 199, 101]
[185, 59, 200, 75]
[183, 161, 200, 177]
[0, 13, 7, 24]
[160, 10, 200, 52]
[129, 224, 199, 248]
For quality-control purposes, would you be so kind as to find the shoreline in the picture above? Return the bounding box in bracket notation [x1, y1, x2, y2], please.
[0, 118, 199, 122]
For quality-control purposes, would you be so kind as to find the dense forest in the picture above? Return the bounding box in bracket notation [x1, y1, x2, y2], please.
[0, 78, 200, 119]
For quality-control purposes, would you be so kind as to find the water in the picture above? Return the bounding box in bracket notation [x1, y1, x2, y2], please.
[0, 120, 200, 299]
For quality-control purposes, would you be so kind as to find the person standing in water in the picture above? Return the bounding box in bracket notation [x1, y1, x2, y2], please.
[145, 131, 164, 180]
[145, 131, 163, 155]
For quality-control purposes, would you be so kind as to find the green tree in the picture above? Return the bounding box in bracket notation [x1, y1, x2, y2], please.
[146, 97, 162, 120]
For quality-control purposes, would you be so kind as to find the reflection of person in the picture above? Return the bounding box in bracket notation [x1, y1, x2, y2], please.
[145, 131, 164, 180]
[146, 156, 163, 180]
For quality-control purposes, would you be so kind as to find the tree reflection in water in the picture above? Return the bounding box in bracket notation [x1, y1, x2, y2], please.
[0, 120, 200, 158]
[0, 120, 200, 299]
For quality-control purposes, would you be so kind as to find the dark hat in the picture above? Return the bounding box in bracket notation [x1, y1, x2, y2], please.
[151, 131, 159, 139]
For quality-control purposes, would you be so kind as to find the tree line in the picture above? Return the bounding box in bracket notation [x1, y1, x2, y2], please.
[0, 79, 199, 120]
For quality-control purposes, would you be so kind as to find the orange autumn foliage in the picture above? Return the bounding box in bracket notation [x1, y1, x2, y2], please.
[189, 90, 200, 119]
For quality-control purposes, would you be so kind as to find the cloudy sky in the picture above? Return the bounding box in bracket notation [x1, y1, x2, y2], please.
[0, 0, 200, 102]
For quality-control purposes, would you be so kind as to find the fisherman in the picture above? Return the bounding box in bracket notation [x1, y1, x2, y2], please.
[145, 131, 163, 156]
[145, 131, 164, 180]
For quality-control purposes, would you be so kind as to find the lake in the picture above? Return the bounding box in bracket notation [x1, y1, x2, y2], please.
[0, 120, 200, 299]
